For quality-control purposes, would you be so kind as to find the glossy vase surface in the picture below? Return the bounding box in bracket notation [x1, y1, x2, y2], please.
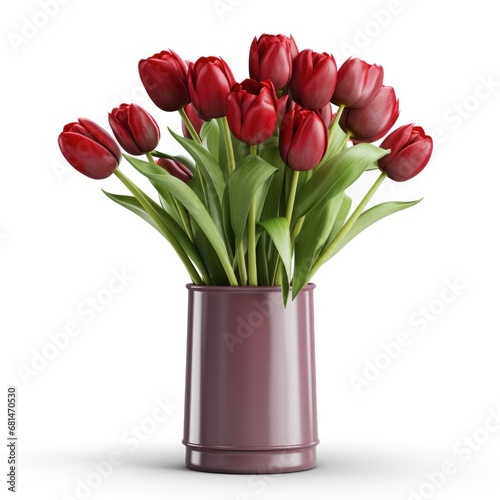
[183, 284, 318, 473]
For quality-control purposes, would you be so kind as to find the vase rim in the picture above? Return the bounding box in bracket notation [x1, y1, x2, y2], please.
[186, 283, 316, 292]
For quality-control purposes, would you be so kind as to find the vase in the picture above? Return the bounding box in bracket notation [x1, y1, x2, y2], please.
[183, 284, 318, 474]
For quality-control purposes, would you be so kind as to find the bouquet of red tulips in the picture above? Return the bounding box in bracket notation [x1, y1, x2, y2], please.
[58, 34, 433, 303]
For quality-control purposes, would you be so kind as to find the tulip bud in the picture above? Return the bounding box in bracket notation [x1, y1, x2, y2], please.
[249, 34, 298, 91]
[226, 79, 278, 145]
[58, 118, 121, 179]
[288, 49, 337, 111]
[378, 124, 433, 181]
[340, 86, 399, 143]
[181, 103, 206, 140]
[332, 58, 384, 109]
[188, 56, 236, 121]
[138, 50, 190, 112]
[108, 103, 160, 156]
[279, 108, 328, 171]
[156, 158, 193, 184]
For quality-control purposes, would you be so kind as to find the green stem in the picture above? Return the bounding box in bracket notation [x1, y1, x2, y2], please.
[308, 172, 387, 280]
[339, 132, 352, 151]
[274, 169, 300, 286]
[221, 117, 236, 174]
[285, 170, 300, 224]
[237, 242, 248, 286]
[290, 216, 305, 247]
[113, 168, 204, 285]
[179, 108, 202, 144]
[247, 144, 258, 286]
[173, 198, 193, 241]
[329, 104, 345, 142]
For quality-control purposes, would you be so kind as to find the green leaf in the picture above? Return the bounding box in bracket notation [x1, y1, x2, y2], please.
[293, 144, 388, 221]
[322, 194, 352, 252]
[124, 154, 238, 286]
[103, 191, 209, 283]
[200, 119, 220, 161]
[170, 128, 226, 204]
[229, 154, 277, 245]
[292, 194, 347, 298]
[258, 217, 292, 282]
[324, 199, 423, 260]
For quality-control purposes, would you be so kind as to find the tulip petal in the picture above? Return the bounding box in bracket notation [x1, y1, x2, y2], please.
[78, 118, 122, 162]
[128, 104, 160, 153]
[58, 132, 118, 179]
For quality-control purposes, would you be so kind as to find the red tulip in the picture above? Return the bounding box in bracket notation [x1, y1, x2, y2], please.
[332, 58, 384, 109]
[108, 103, 160, 155]
[279, 108, 328, 171]
[340, 86, 399, 143]
[249, 34, 298, 90]
[188, 56, 236, 121]
[181, 103, 206, 139]
[378, 124, 433, 181]
[58, 118, 121, 179]
[138, 50, 190, 112]
[288, 49, 337, 111]
[157, 158, 193, 184]
[226, 79, 278, 145]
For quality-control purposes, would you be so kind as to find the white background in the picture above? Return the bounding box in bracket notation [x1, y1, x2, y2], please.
[1, 0, 499, 499]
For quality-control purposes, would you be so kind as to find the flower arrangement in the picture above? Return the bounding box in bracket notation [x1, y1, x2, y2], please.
[58, 34, 433, 304]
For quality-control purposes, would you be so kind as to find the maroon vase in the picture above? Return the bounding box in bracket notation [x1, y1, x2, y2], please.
[183, 284, 318, 473]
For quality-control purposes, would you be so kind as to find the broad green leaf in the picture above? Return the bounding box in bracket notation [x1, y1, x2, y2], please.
[292, 194, 346, 298]
[200, 119, 220, 161]
[321, 199, 422, 262]
[103, 191, 209, 283]
[293, 144, 388, 221]
[221, 184, 235, 260]
[170, 128, 225, 204]
[258, 217, 292, 282]
[190, 220, 228, 285]
[322, 194, 352, 251]
[229, 154, 277, 245]
[124, 155, 238, 286]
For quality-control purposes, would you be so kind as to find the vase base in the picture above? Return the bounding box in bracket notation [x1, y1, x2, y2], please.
[184, 445, 317, 474]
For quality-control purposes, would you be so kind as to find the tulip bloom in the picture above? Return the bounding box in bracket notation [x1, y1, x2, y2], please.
[249, 34, 298, 91]
[58, 118, 121, 179]
[378, 124, 433, 181]
[188, 56, 236, 121]
[138, 50, 190, 112]
[181, 103, 206, 140]
[332, 58, 384, 109]
[157, 158, 193, 184]
[340, 86, 399, 143]
[108, 104, 160, 156]
[279, 108, 328, 171]
[226, 79, 278, 145]
[288, 49, 337, 111]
